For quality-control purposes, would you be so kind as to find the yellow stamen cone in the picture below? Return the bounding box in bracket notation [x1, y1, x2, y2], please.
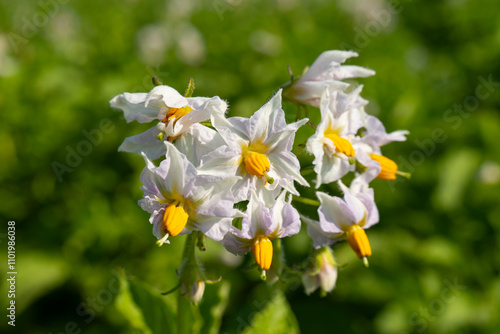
[165, 106, 192, 122]
[163, 204, 189, 237]
[345, 225, 372, 259]
[370, 153, 398, 181]
[252, 235, 273, 270]
[324, 133, 355, 157]
[244, 152, 270, 177]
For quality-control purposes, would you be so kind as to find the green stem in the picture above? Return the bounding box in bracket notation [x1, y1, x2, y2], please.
[177, 233, 197, 334]
[300, 166, 315, 176]
[177, 287, 187, 334]
[396, 170, 412, 179]
[292, 196, 321, 207]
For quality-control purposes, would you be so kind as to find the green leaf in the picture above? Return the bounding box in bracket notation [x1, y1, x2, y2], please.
[15, 252, 69, 313]
[115, 273, 177, 334]
[242, 291, 300, 334]
[199, 281, 231, 334]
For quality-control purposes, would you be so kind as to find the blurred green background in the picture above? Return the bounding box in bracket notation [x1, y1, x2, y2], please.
[1, 0, 499, 333]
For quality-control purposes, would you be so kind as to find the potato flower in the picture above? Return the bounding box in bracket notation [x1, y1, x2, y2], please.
[221, 190, 300, 273]
[284, 50, 375, 107]
[353, 115, 409, 181]
[199, 89, 308, 201]
[110, 85, 227, 159]
[139, 141, 240, 245]
[306, 86, 368, 187]
[304, 180, 379, 266]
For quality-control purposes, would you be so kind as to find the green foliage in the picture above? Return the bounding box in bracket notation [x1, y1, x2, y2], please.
[199, 281, 231, 334]
[241, 292, 300, 334]
[116, 274, 177, 334]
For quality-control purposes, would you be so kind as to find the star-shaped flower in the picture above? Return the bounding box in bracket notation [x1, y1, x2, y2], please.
[306, 86, 368, 187]
[304, 180, 379, 266]
[139, 141, 240, 245]
[221, 190, 300, 272]
[284, 50, 375, 107]
[199, 89, 309, 201]
[353, 115, 409, 181]
[110, 84, 227, 159]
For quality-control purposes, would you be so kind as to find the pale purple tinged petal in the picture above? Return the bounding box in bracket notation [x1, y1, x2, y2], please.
[278, 202, 301, 238]
[317, 192, 355, 232]
[151, 207, 165, 239]
[221, 232, 252, 255]
[303, 215, 343, 248]
[340, 182, 368, 224]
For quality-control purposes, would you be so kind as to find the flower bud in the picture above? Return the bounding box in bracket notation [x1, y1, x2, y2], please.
[302, 247, 338, 296]
[182, 280, 205, 304]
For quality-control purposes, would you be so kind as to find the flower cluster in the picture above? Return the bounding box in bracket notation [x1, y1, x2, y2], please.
[111, 50, 409, 299]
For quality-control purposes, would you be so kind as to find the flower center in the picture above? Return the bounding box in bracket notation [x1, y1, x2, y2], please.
[158, 106, 193, 142]
[244, 151, 270, 178]
[345, 224, 372, 259]
[163, 202, 189, 237]
[164, 106, 192, 123]
[370, 153, 398, 180]
[324, 133, 355, 157]
[252, 235, 273, 270]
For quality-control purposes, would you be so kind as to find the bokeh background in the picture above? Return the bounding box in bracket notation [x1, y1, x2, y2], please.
[1, 0, 500, 333]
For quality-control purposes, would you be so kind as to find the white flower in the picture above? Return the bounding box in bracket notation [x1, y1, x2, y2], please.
[199, 89, 309, 202]
[353, 115, 409, 181]
[139, 141, 240, 245]
[306, 86, 367, 187]
[304, 180, 379, 265]
[221, 190, 300, 271]
[110, 85, 227, 159]
[285, 50, 375, 107]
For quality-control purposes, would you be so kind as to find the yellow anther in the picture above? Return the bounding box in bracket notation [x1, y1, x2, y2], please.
[324, 133, 355, 157]
[164, 106, 192, 122]
[252, 235, 273, 270]
[345, 224, 372, 259]
[163, 203, 189, 237]
[370, 153, 398, 181]
[244, 152, 270, 177]
[167, 134, 182, 142]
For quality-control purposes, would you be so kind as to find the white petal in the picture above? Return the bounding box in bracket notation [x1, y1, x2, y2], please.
[146, 85, 187, 108]
[268, 151, 309, 187]
[302, 50, 374, 82]
[110, 92, 163, 123]
[175, 124, 225, 167]
[163, 141, 196, 195]
[290, 80, 349, 107]
[192, 216, 232, 242]
[118, 126, 166, 160]
[331, 65, 376, 80]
